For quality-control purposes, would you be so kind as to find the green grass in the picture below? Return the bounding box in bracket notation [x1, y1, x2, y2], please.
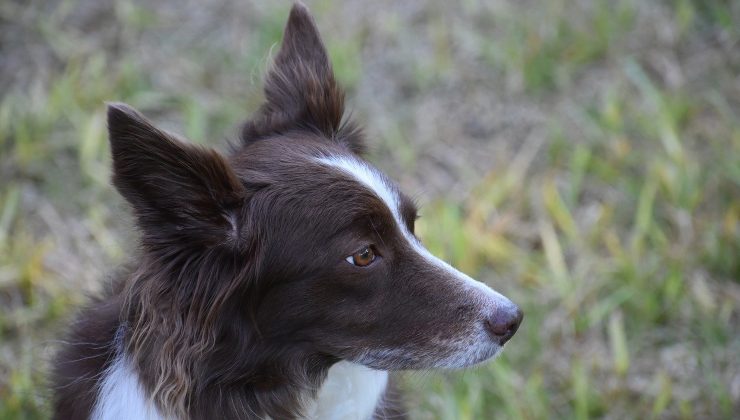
[1, 0, 738, 418]
[409, 65, 739, 417]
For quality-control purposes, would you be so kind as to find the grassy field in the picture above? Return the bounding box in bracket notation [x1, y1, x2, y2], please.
[1, 0, 738, 418]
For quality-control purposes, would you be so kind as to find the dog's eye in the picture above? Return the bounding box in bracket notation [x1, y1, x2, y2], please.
[345, 246, 376, 267]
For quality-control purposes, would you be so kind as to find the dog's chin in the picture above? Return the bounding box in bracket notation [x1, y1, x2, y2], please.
[430, 341, 504, 370]
[351, 340, 504, 371]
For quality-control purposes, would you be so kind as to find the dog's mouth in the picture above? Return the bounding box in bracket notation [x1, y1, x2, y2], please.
[350, 324, 516, 371]
[338, 293, 521, 371]
[353, 345, 502, 371]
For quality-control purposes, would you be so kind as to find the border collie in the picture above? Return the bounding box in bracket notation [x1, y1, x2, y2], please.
[52, 3, 523, 419]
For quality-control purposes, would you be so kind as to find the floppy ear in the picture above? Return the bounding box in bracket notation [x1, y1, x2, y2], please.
[107, 103, 246, 249]
[241, 2, 364, 154]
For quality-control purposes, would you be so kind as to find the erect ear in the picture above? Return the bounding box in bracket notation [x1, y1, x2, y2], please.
[107, 103, 246, 249]
[241, 2, 364, 154]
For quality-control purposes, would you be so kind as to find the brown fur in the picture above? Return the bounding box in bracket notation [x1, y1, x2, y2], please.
[241, 3, 364, 155]
[53, 4, 381, 418]
[52, 3, 521, 419]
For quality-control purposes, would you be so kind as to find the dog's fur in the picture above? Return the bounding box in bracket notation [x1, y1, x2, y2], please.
[52, 3, 522, 419]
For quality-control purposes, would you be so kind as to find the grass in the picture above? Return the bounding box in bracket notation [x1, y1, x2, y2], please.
[1, 0, 738, 418]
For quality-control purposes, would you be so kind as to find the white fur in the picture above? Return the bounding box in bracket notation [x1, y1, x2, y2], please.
[317, 155, 517, 367]
[316, 155, 512, 304]
[304, 361, 388, 420]
[91, 354, 167, 420]
[93, 357, 386, 420]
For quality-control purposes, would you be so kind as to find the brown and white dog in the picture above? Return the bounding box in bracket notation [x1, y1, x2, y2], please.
[52, 3, 522, 419]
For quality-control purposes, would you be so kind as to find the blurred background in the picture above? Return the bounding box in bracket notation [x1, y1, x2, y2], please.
[1, 0, 738, 418]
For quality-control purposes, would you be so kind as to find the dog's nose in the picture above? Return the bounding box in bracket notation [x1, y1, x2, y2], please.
[484, 304, 523, 345]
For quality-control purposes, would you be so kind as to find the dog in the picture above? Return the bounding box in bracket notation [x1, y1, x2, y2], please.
[51, 3, 523, 419]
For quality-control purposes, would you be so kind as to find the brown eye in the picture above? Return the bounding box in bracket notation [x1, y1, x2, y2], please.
[345, 246, 376, 267]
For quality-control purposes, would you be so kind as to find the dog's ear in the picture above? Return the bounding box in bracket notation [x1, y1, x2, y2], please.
[107, 103, 246, 250]
[241, 2, 364, 154]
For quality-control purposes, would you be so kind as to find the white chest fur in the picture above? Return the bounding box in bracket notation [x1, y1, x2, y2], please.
[304, 362, 389, 420]
[92, 356, 387, 420]
[91, 355, 166, 420]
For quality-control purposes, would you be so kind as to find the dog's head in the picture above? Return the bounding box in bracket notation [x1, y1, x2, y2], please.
[109, 3, 521, 373]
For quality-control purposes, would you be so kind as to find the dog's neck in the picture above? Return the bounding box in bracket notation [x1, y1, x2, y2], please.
[306, 361, 389, 420]
[93, 344, 387, 420]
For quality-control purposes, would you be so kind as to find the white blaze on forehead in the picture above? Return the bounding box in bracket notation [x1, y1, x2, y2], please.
[315, 155, 512, 305]
[317, 156, 403, 224]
